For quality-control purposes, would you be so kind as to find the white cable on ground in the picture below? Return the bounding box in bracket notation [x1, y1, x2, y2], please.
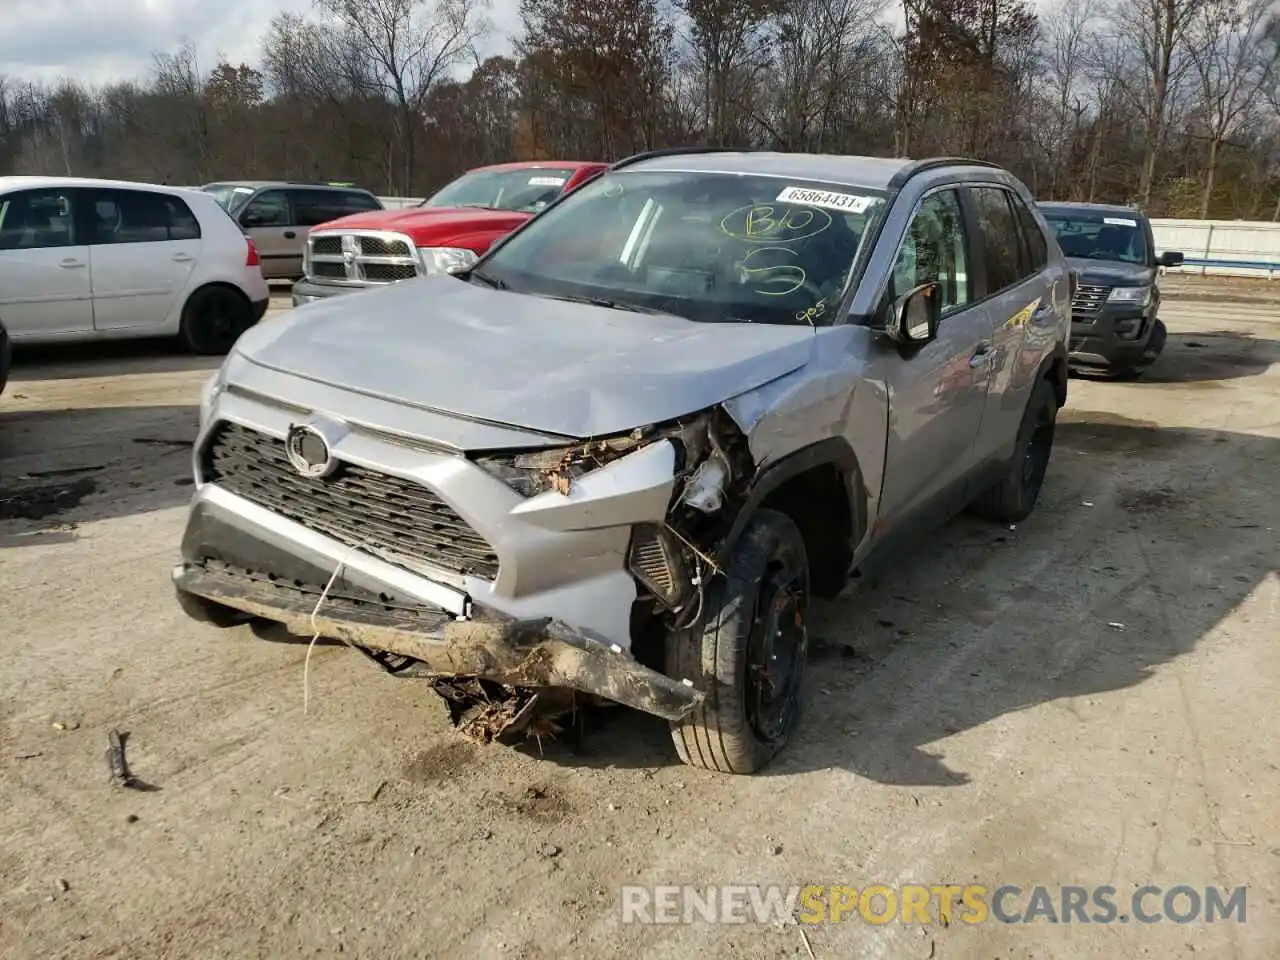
[303, 541, 364, 716]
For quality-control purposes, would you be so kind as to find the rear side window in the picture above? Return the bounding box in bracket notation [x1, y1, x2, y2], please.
[289, 189, 381, 226]
[241, 190, 291, 227]
[0, 188, 78, 249]
[1009, 193, 1048, 272]
[970, 186, 1029, 294]
[86, 189, 202, 244]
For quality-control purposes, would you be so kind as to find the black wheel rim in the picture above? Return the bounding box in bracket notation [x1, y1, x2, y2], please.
[745, 560, 808, 743]
[1021, 408, 1054, 494]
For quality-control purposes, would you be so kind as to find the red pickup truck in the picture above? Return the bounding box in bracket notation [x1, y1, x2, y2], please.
[290, 160, 608, 305]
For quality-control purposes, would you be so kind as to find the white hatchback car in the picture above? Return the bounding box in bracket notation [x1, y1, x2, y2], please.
[0, 176, 271, 354]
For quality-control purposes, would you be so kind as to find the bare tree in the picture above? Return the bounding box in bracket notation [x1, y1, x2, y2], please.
[1188, 0, 1280, 216]
[315, 0, 490, 193]
[1040, 0, 1099, 197]
[1102, 0, 1207, 207]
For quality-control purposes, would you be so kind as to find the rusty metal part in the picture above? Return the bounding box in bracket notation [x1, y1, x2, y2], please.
[174, 561, 705, 723]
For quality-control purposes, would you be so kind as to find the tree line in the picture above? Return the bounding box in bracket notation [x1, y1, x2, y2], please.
[2, 0, 1278, 219]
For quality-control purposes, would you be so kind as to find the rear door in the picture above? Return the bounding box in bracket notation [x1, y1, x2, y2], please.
[0, 187, 93, 339]
[83, 188, 202, 331]
[965, 185, 1064, 465]
[238, 189, 295, 279]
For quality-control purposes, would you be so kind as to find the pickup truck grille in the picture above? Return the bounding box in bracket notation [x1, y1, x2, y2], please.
[1071, 284, 1110, 316]
[304, 230, 422, 286]
[204, 422, 499, 580]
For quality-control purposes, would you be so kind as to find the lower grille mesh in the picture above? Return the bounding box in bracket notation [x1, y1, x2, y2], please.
[204, 422, 499, 580]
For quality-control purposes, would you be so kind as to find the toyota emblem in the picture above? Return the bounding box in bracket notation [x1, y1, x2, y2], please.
[285, 423, 337, 478]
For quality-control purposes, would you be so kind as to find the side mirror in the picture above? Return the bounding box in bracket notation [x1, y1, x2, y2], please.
[885, 281, 941, 346]
[1158, 250, 1184, 268]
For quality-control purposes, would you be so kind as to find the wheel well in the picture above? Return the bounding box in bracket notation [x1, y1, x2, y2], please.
[184, 282, 251, 313]
[757, 462, 853, 600]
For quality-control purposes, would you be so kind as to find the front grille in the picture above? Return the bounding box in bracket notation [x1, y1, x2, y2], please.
[1071, 284, 1110, 317]
[204, 422, 499, 580]
[359, 236, 413, 257]
[304, 230, 421, 286]
[311, 236, 342, 256]
[363, 262, 419, 282]
[311, 261, 346, 280]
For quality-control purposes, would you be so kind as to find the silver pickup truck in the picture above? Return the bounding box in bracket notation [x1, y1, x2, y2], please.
[173, 149, 1070, 774]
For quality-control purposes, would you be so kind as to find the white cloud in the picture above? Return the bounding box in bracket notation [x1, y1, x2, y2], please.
[0, 0, 522, 87]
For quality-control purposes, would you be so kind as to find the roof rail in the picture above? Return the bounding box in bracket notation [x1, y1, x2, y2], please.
[887, 156, 1003, 189]
[609, 146, 744, 171]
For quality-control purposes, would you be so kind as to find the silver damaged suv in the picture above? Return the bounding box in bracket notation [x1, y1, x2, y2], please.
[174, 149, 1070, 774]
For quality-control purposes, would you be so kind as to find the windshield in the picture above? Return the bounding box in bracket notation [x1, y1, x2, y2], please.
[421, 167, 579, 213]
[1042, 210, 1149, 265]
[470, 171, 887, 326]
[202, 184, 256, 216]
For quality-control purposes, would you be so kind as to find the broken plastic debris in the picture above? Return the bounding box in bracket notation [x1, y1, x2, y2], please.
[1081, 501, 1095, 507]
[609, 643, 623, 654]
[681, 678, 694, 687]
[1107, 622, 1126, 630]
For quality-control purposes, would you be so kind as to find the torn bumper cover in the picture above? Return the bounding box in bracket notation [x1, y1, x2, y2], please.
[172, 560, 704, 724]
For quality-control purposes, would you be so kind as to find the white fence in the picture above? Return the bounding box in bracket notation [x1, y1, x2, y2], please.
[376, 197, 1280, 279]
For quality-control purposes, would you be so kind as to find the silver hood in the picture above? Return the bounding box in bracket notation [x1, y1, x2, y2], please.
[236, 275, 817, 439]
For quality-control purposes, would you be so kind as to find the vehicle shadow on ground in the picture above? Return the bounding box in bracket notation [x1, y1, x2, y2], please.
[1145, 330, 1279, 383]
[536, 418, 1278, 779]
[0, 405, 199, 541]
[7, 339, 225, 382]
[1071, 329, 1279, 385]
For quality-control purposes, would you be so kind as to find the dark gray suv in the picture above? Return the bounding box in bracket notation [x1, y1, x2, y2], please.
[1038, 201, 1184, 377]
[176, 149, 1070, 774]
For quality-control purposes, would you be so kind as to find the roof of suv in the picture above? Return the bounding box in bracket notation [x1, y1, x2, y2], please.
[1038, 200, 1146, 219]
[202, 180, 375, 192]
[0, 175, 200, 193]
[616, 151, 1006, 191]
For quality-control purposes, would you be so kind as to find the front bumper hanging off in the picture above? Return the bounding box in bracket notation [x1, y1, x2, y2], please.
[173, 559, 705, 725]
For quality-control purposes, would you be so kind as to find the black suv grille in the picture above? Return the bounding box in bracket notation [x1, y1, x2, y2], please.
[311, 236, 342, 256]
[1071, 284, 1110, 316]
[204, 422, 499, 580]
[359, 236, 413, 257]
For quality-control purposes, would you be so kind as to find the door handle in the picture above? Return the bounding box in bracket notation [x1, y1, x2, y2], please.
[969, 343, 993, 367]
[58, 258, 85, 268]
[283, 231, 297, 239]
[171, 253, 195, 262]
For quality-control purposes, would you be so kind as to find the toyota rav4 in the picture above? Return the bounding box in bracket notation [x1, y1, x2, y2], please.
[174, 149, 1070, 774]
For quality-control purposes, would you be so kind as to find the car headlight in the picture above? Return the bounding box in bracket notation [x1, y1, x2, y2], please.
[472, 416, 714, 498]
[1108, 285, 1152, 305]
[419, 246, 479, 275]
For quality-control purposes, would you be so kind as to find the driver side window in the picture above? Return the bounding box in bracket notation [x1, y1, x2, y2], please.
[889, 189, 970, 314]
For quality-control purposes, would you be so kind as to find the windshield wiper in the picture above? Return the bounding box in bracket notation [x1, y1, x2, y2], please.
[538, 293, 670, 315]
[466, 267, 506, 289]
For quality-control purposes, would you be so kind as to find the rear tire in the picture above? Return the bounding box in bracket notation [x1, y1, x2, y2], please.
[666, 508, 810, 774]
[179, 286, 254, 355]
[970, 376, 1058, 524]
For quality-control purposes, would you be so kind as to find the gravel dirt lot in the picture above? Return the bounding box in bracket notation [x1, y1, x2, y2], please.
[2, 287, 1278, 959]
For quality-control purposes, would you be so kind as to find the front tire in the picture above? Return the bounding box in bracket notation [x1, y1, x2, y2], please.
[666, 508, 810, 774]
[970, 375, 1058, 524]
[179, 286, 254, 355]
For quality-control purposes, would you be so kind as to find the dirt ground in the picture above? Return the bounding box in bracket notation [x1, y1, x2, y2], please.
[2, 289, 1278, 959]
